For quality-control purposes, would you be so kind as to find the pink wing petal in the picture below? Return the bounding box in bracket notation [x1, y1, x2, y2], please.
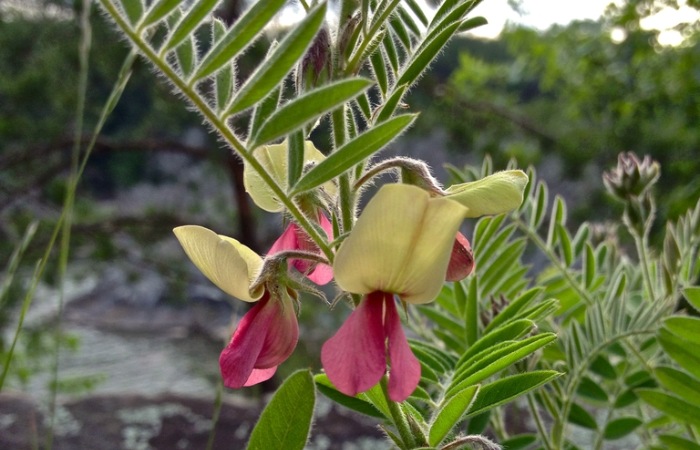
[255, 297, 299, 368]
[445, 232, 475, 282]
[306, 263, 334, 285]
[220, 298, 270, 388]
[321, 292, 386, 396]
[384, 296, 421, 402]
[306, 213, 334, 285]
[219, 295, 298, 388]
[268, 223, 299, 255]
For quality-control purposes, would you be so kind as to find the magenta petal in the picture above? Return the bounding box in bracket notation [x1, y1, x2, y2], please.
[219, 295, 298, 388]
[255, 297, 299, 368]
[321, 292, 386, 396]
[385, 297, 421, 402]
[268, 223, 299, 255]
[445, 232, 474, 282]
[306, 262, 334, 285]
[243, 367, 277, 387]
[305, 213, 334, 285]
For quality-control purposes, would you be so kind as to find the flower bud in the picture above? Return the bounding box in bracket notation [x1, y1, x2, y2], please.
[297, 26, 332, 93]
[603, 152, 660, 201]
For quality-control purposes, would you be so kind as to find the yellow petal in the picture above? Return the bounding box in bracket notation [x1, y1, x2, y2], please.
[334, 184, 467, 304]
[444, 170, 529, 218]
[243, 140, 328, 212]
[173, 225, 264, 302]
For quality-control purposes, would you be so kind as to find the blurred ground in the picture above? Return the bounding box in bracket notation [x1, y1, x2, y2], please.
[0, 392, 385, 450]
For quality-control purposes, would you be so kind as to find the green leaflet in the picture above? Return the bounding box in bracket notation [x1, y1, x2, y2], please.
[224, 2, 327, 114]
[291, 114, 416, 194]
[637, 389, 700, 428]
[568, 402, 597, 430]
[430, 0, 481, 32]
[659, 326, 700, 379]
[428, 385, 479, 446]
[603, 417, 642, 440]
[577, 376, 608, 403]
[374, 84, 408, 124]
[457, 319, 535, 366]
[685, 286, 700, 313]
[500, 434, 537, 450]
[663, 316, 700, 346]
[314, 374, 385, 419]
[249, 78, 372, 148]
[458, 16, 488, 32]
[448, 333, 557, 398]
[248, 84, 282, 140]
[161, 0, 219, 53]
[396, 21, 460, 88]
[659, 435, 700, 450]
[465, 371, 561, 418]
[138, 0, 181, 29]
[654, 365, 700, 405]
[192, 0, 287, 81]
[122, 0, 144, 26]
[483, 287, 542, 333]
[246, 370, 316, 450]
[212, 19, 235, 111]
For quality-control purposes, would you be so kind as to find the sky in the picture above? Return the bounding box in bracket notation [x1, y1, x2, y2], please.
[468, 0, 700, 45]
[467, 0, 614, 38]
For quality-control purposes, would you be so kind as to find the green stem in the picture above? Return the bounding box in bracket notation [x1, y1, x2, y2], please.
[205, 381, 224, 450]
[331, 106, 355, 234]
[635, 233, 657, 300]
[344, 0, 400, 75]
[0, 51, 136, 395]
[46, 2, 92, 446]
[381, 377, 415, 449]
[516, 219, 594, 306]
[0, 42, 136, 399]
[98, 0, 332, 261]
[553, 329, 655, 449]
[527, 393, 553, 450]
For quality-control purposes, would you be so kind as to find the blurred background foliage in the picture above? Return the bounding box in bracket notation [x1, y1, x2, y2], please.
[1, 0, 699, 393]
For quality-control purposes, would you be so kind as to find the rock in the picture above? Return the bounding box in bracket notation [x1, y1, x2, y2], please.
[0, 392, 385, 450]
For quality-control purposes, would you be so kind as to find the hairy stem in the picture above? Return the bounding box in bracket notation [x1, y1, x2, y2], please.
[97, 0, 333, 261]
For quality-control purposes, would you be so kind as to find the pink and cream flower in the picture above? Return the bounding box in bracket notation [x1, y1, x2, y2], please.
[321, 184, 468, 401]
[173, 225, 298, 388]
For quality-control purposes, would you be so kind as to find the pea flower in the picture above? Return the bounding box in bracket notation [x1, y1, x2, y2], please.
[321, 184, 468, 401]
[173, 225, 298, 388]
[244, 140, 334, 284]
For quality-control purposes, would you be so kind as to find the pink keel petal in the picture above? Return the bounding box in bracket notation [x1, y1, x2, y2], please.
[384, 297, 421, 402]
[219, 295, 298, 388]
[321, 292, 386, 396]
